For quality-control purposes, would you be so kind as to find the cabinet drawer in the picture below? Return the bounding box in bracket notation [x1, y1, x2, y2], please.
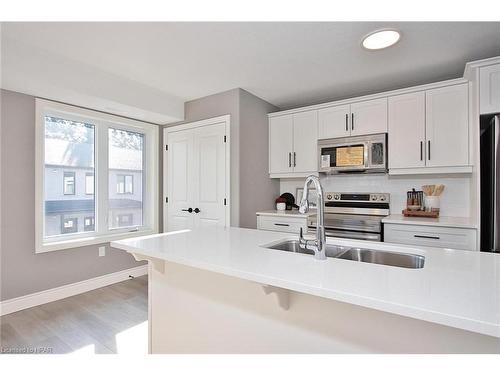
[257, 216, 307, 234]
[384, 224, 477, 251]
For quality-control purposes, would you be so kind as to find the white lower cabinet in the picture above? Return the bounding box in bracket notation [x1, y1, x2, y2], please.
[384, 224, 477, 251]
[257, 215, 308, 234]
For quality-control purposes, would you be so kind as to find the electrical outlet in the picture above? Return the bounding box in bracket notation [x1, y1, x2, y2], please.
[98, 246, 106, 257]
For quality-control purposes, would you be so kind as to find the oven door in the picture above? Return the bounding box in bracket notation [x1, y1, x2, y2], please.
[308, 213, 383, 241]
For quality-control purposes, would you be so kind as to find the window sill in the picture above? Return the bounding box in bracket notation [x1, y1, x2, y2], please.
[36, 229, 158, 253]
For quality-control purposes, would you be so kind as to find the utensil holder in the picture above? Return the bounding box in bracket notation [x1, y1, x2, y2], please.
[424, 196, 440, 212]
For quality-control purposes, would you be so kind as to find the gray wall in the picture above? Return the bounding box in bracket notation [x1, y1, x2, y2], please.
[238, 89, 280, 228]
[164, 88, 279, 229]
[0, 89, 145, 301]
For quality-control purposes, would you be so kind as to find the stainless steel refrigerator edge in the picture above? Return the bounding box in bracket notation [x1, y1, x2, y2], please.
[480, 114, 500, 252]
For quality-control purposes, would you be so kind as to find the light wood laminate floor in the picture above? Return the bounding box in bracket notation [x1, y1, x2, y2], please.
[0, 276, 148, 354]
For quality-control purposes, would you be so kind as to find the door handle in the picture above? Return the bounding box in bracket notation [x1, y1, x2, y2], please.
[351, 113, 354, 131]
[194, 208, 200, 214]
[414, 234, 440, 240]
[345, 114, 348, 132]
[293, 152, 296, 167]
[182, 208, 193, 213]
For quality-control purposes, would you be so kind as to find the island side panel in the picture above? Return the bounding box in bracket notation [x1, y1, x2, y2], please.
[150, 261, 500, 354]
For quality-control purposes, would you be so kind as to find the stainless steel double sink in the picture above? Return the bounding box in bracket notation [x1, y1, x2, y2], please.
[264, 240, 425, 269]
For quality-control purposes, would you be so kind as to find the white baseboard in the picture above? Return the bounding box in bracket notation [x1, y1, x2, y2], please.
[0, 265, 148, 316]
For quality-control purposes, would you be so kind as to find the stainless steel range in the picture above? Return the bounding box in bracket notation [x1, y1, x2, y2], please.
[308, 192, 390, 242]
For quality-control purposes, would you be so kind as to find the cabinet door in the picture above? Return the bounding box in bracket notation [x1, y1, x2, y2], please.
[480, 64, 500, 114]
[292, 110, 318, 173]
[269, 115, 293, 174]
[318, 104, 350, 139]
[425, 84, 469, 167]
[388, 92, 426, 169]
[350, 97, 388, 136]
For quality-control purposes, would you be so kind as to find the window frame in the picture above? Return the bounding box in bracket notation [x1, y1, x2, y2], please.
[85, 173, 95, 195]
[116, 174, 134, 194]
[35, 99, 159, 253]
[63, 171, 76, 195]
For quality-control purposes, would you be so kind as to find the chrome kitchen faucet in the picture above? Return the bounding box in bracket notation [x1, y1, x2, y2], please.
[298, 175, 327, 260]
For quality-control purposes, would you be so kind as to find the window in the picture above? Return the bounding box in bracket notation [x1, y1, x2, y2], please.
[85, 173, 94, 195]
[61, 217, 78, 234]
[63, 172, 76, 195]
[116, 213, 134, 228]
[116, 174, 134, 194]
[36, 99, 158, 253]
[84, 216, 95, 231]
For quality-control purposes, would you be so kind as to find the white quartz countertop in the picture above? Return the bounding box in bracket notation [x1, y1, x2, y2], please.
[382, 214, 478, 229]
[256, 209, 315, 218]
[111, 227, 500, 338]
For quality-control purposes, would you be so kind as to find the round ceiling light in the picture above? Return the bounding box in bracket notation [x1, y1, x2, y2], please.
[362, 29, 401, 50]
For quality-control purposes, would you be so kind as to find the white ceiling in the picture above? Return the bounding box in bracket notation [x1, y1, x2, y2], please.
[2, 22, 500, 123]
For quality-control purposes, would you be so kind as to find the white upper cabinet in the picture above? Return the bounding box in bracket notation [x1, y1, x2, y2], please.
[480, 64, 500, 114]
[293, 111, 318, 173]
[350, 98, 388, 136]
[425, 84, 469, 167]
[269, 114, 294, 174]
[388, 92, 426, 169]
[318, 104, 350, 139]
[269, 111, 318, 177]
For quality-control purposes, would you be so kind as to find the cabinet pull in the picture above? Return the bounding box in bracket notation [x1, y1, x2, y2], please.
[420, 141, 423, 161]
[288, 152, 291, 168]
[428, 140, 431, 160]
[345, 114, 348, 131]
[414, 234, 440, 240]
[351, 113, 354, 131]
[274, 223, 290, 227]
[293, 152, 296, 167]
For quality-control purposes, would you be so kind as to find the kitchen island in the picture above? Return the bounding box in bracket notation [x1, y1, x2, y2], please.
[111, 226, 500, 353]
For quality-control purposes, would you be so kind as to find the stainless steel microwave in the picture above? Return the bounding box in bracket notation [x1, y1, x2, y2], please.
[318, 133, 387, 174]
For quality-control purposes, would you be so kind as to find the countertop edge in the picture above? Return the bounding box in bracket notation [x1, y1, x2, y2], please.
[111, 240, 499, 339]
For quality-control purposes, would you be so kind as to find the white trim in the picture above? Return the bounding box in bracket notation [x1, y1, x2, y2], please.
[463, 55, 500, 78]
[389, 166, 473, 176]
[35, 99, 159, 253]
[163, 115, 231, 232]
[0, 265, 148, 316]
[268, 78, 469, 118]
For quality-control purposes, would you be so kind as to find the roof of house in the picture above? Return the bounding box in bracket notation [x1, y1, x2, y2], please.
[45, 138, 143, 170]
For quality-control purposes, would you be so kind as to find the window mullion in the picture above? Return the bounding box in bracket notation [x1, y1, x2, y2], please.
[96, 122, 109, 235]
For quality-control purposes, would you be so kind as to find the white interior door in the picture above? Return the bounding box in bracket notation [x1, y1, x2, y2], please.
[166, 129, 195, 231]
[192, 123, 227, 228]
[165, 117, 229, 232]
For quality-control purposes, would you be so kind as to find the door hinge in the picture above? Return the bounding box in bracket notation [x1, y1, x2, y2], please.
[223, 135, 226, 143]
[224, 198, 227, 206]
[165, 144, 168, 151]
[165, 197, 168, 203]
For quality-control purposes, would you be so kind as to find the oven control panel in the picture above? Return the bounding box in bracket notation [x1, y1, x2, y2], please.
[325, 192, 390, 203]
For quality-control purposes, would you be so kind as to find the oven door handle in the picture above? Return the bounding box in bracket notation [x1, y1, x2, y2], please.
[321, 229, 381, 241]
[336, 169, 367, 174]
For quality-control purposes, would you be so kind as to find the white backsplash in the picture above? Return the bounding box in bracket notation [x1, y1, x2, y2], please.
[280, 174, 471, 217]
